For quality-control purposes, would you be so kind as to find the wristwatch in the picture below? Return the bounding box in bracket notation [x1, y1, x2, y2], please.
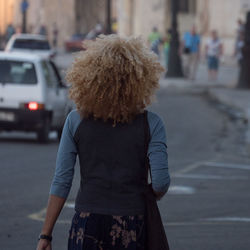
[38, 234, 52, 242]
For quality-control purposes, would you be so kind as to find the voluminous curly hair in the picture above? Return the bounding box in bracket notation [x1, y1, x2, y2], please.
[66, 34, 164, 124]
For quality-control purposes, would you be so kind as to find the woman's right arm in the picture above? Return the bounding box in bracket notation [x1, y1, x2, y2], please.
[36, 111, 81, 249]
[37, 195, 66, 250]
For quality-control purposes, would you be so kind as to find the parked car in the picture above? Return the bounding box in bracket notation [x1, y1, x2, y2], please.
[5, 34, 56, 59]
[0, 52, 73, 143]
[64, 34, 86, 52]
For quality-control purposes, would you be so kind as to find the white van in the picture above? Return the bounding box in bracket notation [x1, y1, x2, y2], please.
[0, 52, 73, 142]
[5, 34, 56, 59]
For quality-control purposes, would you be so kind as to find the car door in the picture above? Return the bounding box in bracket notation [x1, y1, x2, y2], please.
[40, 60, 67, 128]
[48, 60, 70, 122]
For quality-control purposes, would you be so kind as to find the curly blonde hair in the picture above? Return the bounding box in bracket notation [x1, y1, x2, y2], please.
[66, 34, 164, 124]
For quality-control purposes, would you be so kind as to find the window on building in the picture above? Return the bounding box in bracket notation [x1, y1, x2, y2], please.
[178, 0, 196, 14]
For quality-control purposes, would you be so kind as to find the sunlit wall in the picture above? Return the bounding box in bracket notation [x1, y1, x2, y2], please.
[0, 0, 16, 35]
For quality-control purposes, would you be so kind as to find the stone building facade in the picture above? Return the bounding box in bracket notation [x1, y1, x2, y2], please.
[13, 0, 75, 48]
[5, 0, 110, 48]
[118, 0, 248, 56]
[1, 0, 248, 54]
[0, 0, 15, 38]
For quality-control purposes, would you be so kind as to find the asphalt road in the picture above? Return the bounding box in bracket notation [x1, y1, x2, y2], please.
[1, 86, 250, 249]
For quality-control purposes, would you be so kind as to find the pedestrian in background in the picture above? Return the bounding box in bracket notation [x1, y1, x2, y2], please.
[5, 24, 15, 43]
[39, 25, 48, 36]
[236, 19, 245, 43]
[148, 27, 161, 56]
[181, 25, 201, 80]
[86, 23, 104, 40]
[36, 35, 170, 250]
[206, 30, 223, 81]
[163, 29, 171, 70]
[234, 32, 244, 66]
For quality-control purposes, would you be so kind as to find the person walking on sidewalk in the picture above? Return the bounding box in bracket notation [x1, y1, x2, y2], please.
[236, 19, 245, 45]
[234, 32, 245, 67]
[148, 27, 161, 57]
[36, 35, 170, 250]
[181, 25, 201, 80]
[206, 30, 223, 81]
[163, 29, 171, 70]
[5, 24, 15, 43]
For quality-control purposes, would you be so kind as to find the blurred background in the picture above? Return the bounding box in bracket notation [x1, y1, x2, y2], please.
[0, 0, 250, 250]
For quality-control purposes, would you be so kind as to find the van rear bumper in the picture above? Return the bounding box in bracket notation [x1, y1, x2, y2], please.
[0, 108, 52, 131]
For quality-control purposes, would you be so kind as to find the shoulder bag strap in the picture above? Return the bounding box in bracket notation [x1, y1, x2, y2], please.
[143, 110, 152, 183]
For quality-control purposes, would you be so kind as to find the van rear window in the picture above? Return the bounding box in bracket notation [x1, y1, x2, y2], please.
[13, 39, 50, 50]
[0, 60, 37, 84]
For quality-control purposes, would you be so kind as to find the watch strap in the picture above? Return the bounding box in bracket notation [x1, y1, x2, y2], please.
[38, 234, 52, 242]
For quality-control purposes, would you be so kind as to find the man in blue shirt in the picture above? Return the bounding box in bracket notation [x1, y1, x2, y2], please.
[181, 26, 201, 80]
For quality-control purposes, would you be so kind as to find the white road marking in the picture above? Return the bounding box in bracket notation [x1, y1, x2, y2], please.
[172, 161, 250, 183]
[0, 131, 57, 140]
[65, 202, 75, 208]
[28, 208, 46, 222]
[28, 202, 74, 224]
[174, 161, 204, 175]
[203, 217, 250, 223]
[203, 161, 250, 171]
[173, 173, 248, 180]
[163, 219, 250, 227]
[168, 185, 196, 195]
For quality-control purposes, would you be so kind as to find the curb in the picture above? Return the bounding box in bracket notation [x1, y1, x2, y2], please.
[208, 88, 250, 151]
[208, 88, 250, 122]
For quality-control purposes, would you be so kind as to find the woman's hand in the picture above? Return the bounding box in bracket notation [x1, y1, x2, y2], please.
[36, 239, 52, 250]
[153, 190, 166, 201]
[36, 195, 66, 250]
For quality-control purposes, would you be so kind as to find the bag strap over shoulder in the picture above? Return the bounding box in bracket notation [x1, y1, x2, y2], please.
[143, 110, 152, 183]
[143, 110, 170, 250]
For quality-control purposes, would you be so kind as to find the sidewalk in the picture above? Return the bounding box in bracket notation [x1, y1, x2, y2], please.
[160, 60, 239, 89]
[161, 60, 250, 121]
[161, 60, 250, 148]
[208, 88, 250, 123]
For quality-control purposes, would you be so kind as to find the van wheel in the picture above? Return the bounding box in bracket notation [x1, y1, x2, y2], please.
[37, 118, 50, 143]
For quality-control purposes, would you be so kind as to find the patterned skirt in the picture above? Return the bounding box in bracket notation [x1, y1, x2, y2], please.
[68, 212, 146, 250]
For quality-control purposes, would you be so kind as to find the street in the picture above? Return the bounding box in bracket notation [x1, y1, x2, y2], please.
[1, 0, 250, 249]
[1, 55, 250, 250]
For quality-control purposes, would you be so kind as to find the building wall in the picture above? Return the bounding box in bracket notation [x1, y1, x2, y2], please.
[0, 0, 16, 35]
[204, 0, 244, 56]
[43, 0, 75, 47]
[133, 0, 166, 36]
[11, 0, 111, 49]
[75, 0, 106, 35]
[12, 0, 75, 48]
[118, 0, 247, 56]
[118, 0, 165, 38]
[117, 0, 133, 36]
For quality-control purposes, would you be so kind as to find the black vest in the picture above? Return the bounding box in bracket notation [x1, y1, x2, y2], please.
[74, 113, 148, 215]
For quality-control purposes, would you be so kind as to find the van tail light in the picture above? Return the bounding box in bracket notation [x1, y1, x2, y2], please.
[28, 102, 39, 110]
[21, 102, 45, 110]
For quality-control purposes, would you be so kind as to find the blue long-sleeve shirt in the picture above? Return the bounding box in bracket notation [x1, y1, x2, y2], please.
[50, 110, 170, 199]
